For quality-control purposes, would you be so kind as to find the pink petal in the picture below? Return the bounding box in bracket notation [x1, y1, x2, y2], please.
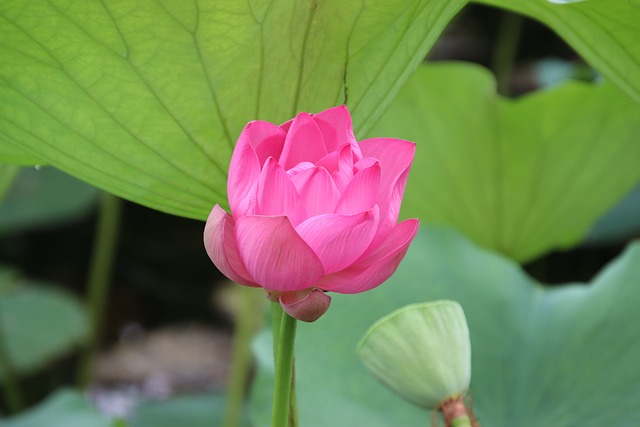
[247, 121, 287, 165]
[280, 119, 293, 133]
[354, 156, 378, 172]
[359, 138, 416, 242]
[299, 167, 341, 217]
[359, 138, 415, 173]
[313, 105, 362, 160]
[296, 207, 379, 274]
[228, 124, 262, 217]
[234, 215, 324, 292]
[280, 288, 332, 322]
[286, 161, 315, 178]
[256, 157, 304, 225]
[317, 143, 353, 175]
[316, 150, 340, 173]
[330, 144, 355, 193]
[287, 162, 316, 193]
[317, 218, 419, 294]
[203, 205, 257, 286]
[280, 112, 328, 170]
[335, 161, 381, 215]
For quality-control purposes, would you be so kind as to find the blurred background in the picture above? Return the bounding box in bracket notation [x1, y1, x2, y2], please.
[0, 3, 638, 424]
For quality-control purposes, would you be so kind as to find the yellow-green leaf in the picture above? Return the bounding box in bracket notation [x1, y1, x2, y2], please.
[371, 62, 640, 262]
[0, 0, 465, 219]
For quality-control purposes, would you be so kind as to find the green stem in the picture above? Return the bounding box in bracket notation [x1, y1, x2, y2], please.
[289, 361, 298, 427]
[271, 302, 283, 362]
[77, 192, 122, 387]
[491, 11, 524, 96]
[450, 415, 473, 427]
[222, 287, 264, 427]
[272, 302, 299, 426]
[0, 318, 24, 413]
[271, 309, 297, 427]
[439, 398, 477, 427]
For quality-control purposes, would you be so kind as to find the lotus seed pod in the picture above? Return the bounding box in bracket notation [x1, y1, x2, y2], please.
[358, 300, 471, 409]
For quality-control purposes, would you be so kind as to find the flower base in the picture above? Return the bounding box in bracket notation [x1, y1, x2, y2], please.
[437, 396, 479, 427]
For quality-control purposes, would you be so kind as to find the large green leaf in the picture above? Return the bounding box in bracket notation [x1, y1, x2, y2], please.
[370, 62, 640, 262]
[0, 269, 88, 380]
[0, 389, 120, 427]
[0, 145, 40, 167]
[585, 183, 640, 245]
[473, 0, 640, 103]
[0, 0, 465, 220]
[0, 166, 98, 235]
[251, 226, 640, 426]
[132, 392, 248, 427]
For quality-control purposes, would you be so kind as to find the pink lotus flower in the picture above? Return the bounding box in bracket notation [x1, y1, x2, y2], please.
[204, 106, 419, 322]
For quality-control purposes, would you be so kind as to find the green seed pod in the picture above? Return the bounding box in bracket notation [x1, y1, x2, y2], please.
[357, 300, 471, 409]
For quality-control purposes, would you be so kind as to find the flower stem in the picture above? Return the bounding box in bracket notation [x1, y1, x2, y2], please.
[440, 397, 478, 427]
[271, 307, 297, 427]
[222, 287, 263, 427]
[450, 415, 473, 427]
[491, 11, 524, 96]
[272, 303, 299, 425]
[77, 192, 122, 387]
[271, 302, 283, 361]
[0, 318, 24, 413]
[288, 361, 299, 427]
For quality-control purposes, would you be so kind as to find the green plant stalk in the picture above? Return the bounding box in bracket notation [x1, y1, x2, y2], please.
[271, 302, 283, 361]
[0, 320, 24, 413]
[222, 287, 264, 427]
[492, 11, 524, 96]
[77, 192, 122, 387]
[271, 309, 297, 427]
[450, 415, 473, 427]
[271, 302, 299, 427]
[289, 361, 299, 427]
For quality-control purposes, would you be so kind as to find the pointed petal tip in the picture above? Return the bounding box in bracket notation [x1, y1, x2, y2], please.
[203, 204, 228, 254]
[314, 104, 351, 117]
[243, 121, 287, 165]
[360, 137, 416, 160]
[404, 217, 420, 233]
[228, 132, 261, 217]
[362, 136, 416, 147]
[203, 205, 257, 286]
[280, 111, 327, 170]
[280, 288, 332, 322]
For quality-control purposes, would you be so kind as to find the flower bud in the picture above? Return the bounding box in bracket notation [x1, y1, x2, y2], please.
[204, 106, 419, 321]
[358, 300, 471, 409]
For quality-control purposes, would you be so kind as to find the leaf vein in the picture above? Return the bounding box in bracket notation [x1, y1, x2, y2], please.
[193, 0, 235, 149]
[0, 73, 221, 201]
